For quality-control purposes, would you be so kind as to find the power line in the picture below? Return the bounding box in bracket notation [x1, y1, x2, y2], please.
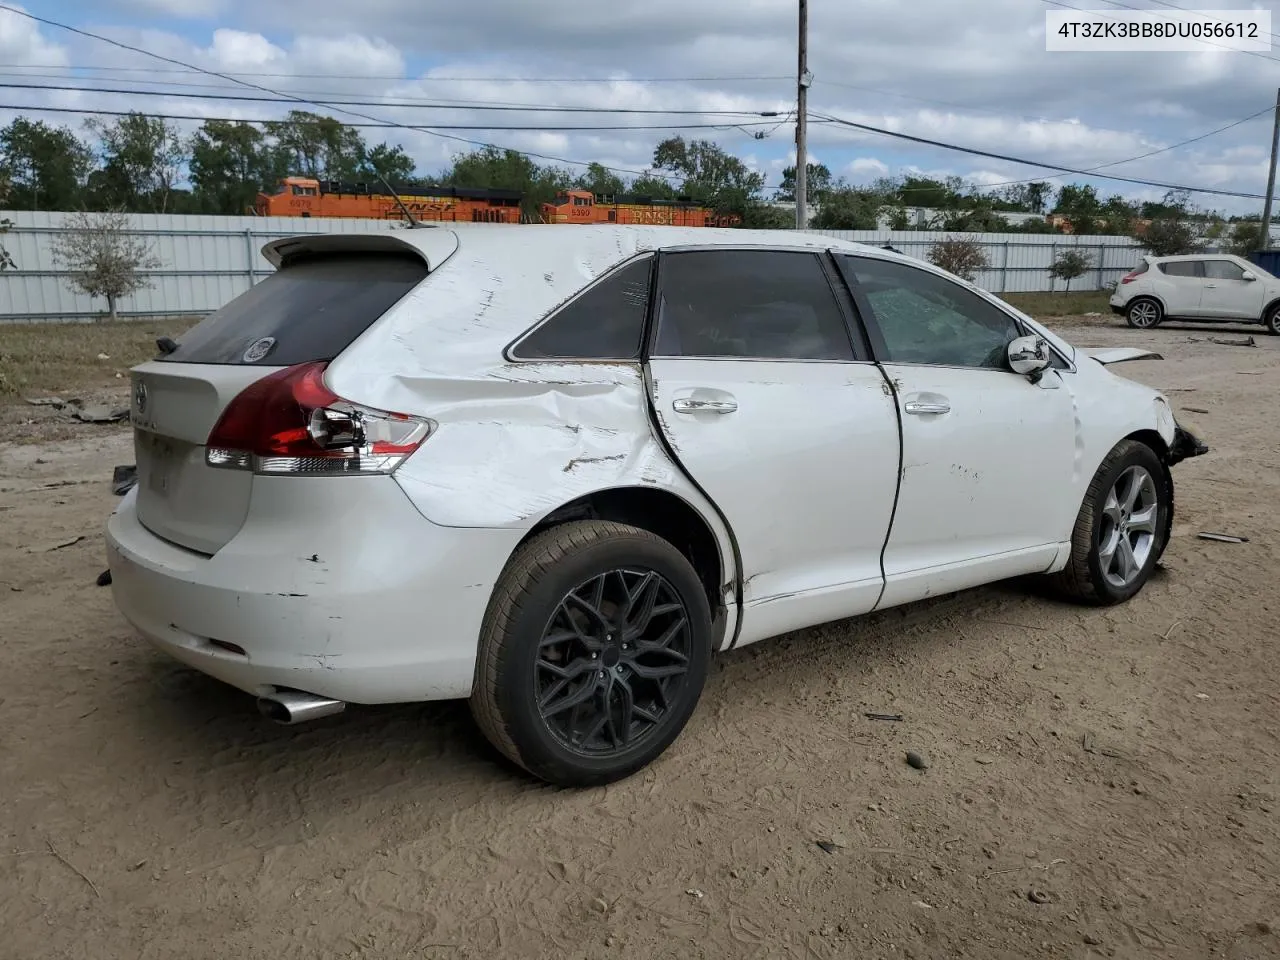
[0, 63, 791, 83]
[0, 80, 780, 117]
[0, 102, 803, 134]
[812, 108, 1269, 199]
[0, 4, 763, 184]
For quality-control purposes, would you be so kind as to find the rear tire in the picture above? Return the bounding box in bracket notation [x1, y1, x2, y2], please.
[1049, 440, 1172, 606]
[1125, 298, 1163, 330]
[470, 520, 712, 787]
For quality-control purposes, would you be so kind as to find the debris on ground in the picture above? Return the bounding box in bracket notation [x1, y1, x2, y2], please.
[96, 569, 112, 587]
[1028, 889, 1051, 904]
[71, 403, 129, 424]
[865, 712, 904, 722]
[111, 464, 137, 496]
[1186, 335, 1256, 347]
[29, 536, 85, 554]
[1182, 407, 1209, 414]
[685, 888, 704, 899]
[20, 396, 127, 423]
[1197, 532, 1249, 543]
[906, 751, 928, 770]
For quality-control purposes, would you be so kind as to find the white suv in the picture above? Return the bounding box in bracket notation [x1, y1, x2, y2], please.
[1109, 253, 1280, 334]
[106, 225, 1207, 786]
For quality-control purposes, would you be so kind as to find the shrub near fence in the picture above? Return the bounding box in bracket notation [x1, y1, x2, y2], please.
[0, 210, 1153, 323]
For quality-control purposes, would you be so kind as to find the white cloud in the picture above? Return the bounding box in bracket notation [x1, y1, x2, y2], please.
[3, 0, 1278, 214]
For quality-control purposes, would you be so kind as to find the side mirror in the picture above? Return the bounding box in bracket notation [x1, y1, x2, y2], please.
[1008, 335, 1052, 382]
[1242, 270, 1257, 281]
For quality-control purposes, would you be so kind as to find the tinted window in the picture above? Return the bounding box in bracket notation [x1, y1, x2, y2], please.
[1204, 260, 1246, 281]
[838, 256, 1021, 368]
[512, 255, 651, 360]
[161, 253, 426, 365]
[1160, 260, 1203, 278]
[653, 250, 855, 360]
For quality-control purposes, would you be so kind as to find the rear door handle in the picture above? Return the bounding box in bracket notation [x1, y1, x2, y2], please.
[673, 397, 737, 414]
[904, 400, 950, 416]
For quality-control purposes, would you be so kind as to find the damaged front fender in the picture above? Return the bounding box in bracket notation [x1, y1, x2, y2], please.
[1168, 422, 1209, 466]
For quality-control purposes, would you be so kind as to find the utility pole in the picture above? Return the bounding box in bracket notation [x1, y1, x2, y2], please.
[1262, 87, 1280, 250]
[795, 0, 810, 230]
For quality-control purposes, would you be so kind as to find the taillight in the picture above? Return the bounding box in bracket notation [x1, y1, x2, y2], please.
[1120, 270, 1141, 284]
[205, 361, 432, 475]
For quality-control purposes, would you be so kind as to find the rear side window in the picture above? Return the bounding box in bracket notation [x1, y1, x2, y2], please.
[653, 250, 856, 360]
[511, 255, 652, 360]
[1159, 260, 1204, 278]
[160, 253, 427, 365]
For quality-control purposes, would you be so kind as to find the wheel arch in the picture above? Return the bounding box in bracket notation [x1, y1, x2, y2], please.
[513, 485, 735, 647]
[1261, 295, 1280, 322]
[1126, 293, 1166, 315]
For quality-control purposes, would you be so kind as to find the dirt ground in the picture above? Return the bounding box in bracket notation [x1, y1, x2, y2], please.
[1, 318, 1277, 960]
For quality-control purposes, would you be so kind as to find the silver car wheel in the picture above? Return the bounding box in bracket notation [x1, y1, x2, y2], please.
[1098, 465, 1159, 589]
[1128, 300, 1159, 328]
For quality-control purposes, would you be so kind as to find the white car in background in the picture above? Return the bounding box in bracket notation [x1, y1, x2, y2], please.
[1110, 253, 1280, 333]
[106, 225, 1208, 787]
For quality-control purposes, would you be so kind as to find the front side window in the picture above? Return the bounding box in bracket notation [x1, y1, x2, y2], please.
[837, 256, 1022, 369]
[653, 250, 856, 360]
[511, 255, 652, 360]
[1203, 260, 1246, 281]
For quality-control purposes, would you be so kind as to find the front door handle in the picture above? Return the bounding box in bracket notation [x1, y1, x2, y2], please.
[904, 400, 950, 416]
[673, 396, 738, 414]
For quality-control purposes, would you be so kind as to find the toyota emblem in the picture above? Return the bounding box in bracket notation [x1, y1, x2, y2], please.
[133, 379, 148, 413]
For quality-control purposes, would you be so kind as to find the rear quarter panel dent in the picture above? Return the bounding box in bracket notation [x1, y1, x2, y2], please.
[392, 364, 685, 529]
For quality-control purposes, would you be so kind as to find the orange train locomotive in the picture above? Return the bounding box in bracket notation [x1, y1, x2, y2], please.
[253, 177, 524, 222]
[540, 189, 740, 227]
[253, 178, 739, 227]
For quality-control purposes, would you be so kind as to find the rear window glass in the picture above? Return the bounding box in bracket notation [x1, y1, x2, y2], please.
[160, 253, 427, 365]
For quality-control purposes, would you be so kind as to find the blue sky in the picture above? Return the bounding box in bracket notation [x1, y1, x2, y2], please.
[5, 0, 1280, 214]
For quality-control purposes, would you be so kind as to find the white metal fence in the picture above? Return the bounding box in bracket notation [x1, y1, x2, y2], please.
[0, 210, 1152, 323]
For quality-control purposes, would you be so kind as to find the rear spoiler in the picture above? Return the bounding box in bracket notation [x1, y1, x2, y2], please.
[261, 230, 460, 270]
[1079, 347, 1163, 365]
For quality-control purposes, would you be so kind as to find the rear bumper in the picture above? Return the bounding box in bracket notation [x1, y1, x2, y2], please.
[1109, 303, 1126, 315]
[105, 477, 523, 704]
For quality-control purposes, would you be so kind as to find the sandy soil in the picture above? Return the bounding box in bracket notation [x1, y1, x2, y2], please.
[1, 320, 1277, 960]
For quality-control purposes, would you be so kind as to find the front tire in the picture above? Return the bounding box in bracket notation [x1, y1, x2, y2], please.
[1125, 298, 1163, 329]
[1050, 440, 1172, 606]
[1265, 303, 1280, 335]
[470, 520, 712, 787]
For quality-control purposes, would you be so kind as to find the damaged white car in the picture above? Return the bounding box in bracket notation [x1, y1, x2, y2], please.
[106, 226, 1208, 786]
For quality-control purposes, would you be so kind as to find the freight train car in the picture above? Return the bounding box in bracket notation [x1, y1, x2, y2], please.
[253, 177, 524, 222]
[540, 189, 740, 227]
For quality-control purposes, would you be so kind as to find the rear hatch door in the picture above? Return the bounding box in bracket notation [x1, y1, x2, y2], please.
[131, 235, 451, 554]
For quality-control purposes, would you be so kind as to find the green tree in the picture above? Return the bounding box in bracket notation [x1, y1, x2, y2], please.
[264, 111, 367, 181]
[775, 162, 834, 202]
[651, 136, 765, 215]
[51, 209, 161, 320]
[0, 118, 91, 210]
[1048, 249, 1093, 291]
[0, 173, 15, 271]
[927, 235, 989, 281]
[1053, 184, 1101, 233]
[628, 171, 677, 199]
[1138, 190, 1201, 256]
[362, 142, 416, 181]
[440, 145, 572, 215]
[85, 112, 186, 213]
[189, 120, 270, 215]
[1097, 195, 1138, 235]
[574, 162, 625, 197]
[811, 185, 883, 229]
[1226, 220, 1264, 254]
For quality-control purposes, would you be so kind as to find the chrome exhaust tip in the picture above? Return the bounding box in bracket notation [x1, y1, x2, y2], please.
[256, 690, 346, 725]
